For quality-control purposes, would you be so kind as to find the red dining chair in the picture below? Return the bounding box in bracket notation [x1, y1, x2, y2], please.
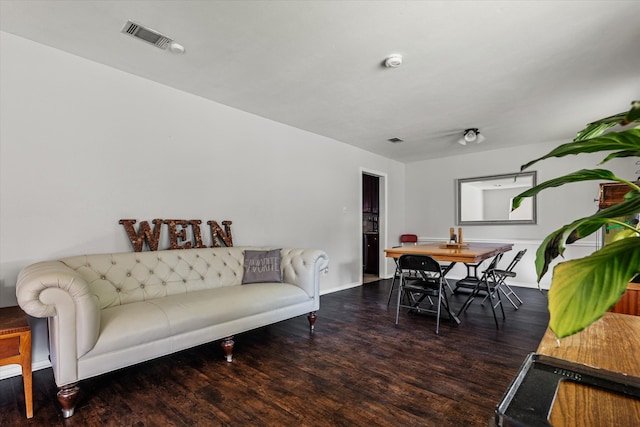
[400, 234, 418, 245]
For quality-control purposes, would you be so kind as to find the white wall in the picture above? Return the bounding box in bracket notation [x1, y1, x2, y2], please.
[405, 140, 636, 289]
[0, 32, 406, 369]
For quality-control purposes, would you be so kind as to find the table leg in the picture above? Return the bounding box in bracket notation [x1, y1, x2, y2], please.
[440, 262, 456, 293]
[453, 262, 483, 293]
[20, 331, 33, 419]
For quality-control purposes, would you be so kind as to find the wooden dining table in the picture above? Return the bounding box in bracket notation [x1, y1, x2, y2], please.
[385, 242, 514, 325]
[384, 241, 513, 264]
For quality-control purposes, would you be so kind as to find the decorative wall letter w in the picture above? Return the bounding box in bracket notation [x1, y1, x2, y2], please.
[119, 219, 163, 252]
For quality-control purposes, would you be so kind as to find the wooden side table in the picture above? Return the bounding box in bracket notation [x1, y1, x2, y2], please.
[537, 312, 640, 425]
[0, 306, 33, 418]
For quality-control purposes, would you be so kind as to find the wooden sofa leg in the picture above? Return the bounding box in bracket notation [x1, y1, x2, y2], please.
[57, 382, 79, 418]
[221, 336, 234, 362]
[307, 311, 317, 332]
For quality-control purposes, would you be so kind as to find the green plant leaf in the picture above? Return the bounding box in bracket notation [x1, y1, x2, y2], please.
[575, 101, 640, 138]
[532, 193, 640, 280]
[520, 127, 640, 171]
[534, 229, 565, 281]
[511, 169, 620, 210]
[612, 228, 640, 242]
[623, 100, 640, 124]
[563, 193, 640, 244]
[548, 237, 640, 338]
[574, 121, 619, 141]
[600, 150, 640, 164]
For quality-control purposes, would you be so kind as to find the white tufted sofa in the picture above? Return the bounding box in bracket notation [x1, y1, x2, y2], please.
[16, 246, 329, 418]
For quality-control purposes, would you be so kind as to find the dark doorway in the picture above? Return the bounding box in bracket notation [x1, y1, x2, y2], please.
[362, 173, 379, 276]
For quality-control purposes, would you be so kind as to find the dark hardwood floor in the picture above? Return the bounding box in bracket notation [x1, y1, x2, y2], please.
[1, 279, 549, 426]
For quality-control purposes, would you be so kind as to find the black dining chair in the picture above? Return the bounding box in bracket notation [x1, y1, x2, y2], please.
[394, 254, 455, 334]
[481, 249, 527, 310]
[456, 253, 505, 329]
[386, 234, 419, 306]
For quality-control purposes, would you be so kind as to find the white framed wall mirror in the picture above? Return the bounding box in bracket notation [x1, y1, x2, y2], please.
[456, 171, 537, 225]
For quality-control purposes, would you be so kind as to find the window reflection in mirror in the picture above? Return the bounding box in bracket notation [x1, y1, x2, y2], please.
[456, 171, 537, 225]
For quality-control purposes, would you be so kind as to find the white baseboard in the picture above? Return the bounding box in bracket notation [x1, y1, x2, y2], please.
[320, 281, 362, 295]
[0, 359, 51, 381]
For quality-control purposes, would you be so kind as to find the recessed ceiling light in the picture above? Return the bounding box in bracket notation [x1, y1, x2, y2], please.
[384, 54, 403, 68]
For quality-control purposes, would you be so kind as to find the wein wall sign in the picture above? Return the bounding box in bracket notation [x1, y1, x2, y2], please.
[119, 219, 233, 252]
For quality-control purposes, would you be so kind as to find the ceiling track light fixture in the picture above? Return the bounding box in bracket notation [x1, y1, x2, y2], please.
[121, 20, 185, 54]
[458, 128, 486, 146]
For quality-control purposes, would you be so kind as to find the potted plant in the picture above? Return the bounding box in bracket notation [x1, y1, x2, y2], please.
[512, 101, 640, 338]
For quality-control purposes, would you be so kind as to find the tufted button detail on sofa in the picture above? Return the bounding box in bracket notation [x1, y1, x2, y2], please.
[112, 261, 116, 265]
[162, 281, 167, 286]
[127, 273, 131, 277]
[136, 260, 140, 263]
[140, 285, 144, 289]
[149, 270, 154, 275]
[101, 276, 106, 280]
[182, 279, 187, 283]
[116, 288, 121, 292]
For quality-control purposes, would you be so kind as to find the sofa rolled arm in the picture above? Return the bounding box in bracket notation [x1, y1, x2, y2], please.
[16, 261, 100, 365]
[280, 249, 329, 298]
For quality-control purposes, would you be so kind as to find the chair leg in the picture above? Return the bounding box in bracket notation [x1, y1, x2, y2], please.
[443, 278, 455, 294]
[484, 280, 501, 329]
[435, 288, 442, 335]
[387, 273, 397, 306]
[395, 277, 404, 325]
[481, 283, 503, 308]
[501, 284, 524, 308]
[508, 285, 524, 304]
[498, 287, 519, 309]
[499, 291, 506, 320]
[387, 264, 402, 306]
[457, 282, 482, 316]
[480, 287, 494, 306]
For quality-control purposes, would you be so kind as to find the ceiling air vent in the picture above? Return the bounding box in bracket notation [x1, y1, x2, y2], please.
[121, 20, 172, 49]
[387, 137, 404, 143]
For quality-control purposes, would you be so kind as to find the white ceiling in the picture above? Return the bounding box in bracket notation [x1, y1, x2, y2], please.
[2, 1, 639, 163]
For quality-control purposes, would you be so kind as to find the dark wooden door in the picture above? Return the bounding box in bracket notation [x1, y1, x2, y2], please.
[364, 233, 379, 275]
